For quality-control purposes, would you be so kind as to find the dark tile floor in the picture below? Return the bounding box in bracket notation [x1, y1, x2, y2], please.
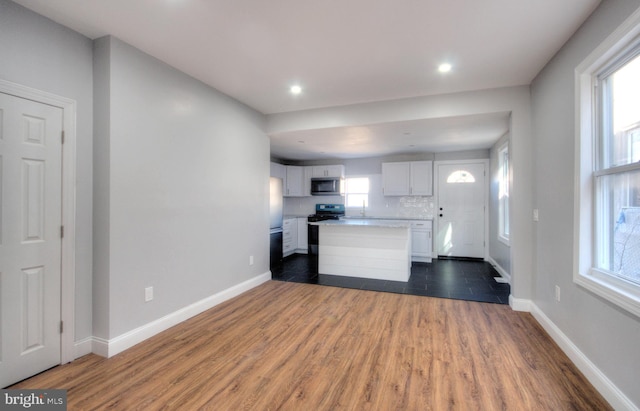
[271, 254, 510, 304]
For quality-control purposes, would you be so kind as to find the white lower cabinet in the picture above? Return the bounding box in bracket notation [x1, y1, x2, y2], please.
[410, 220, 432, 262]
[283, 218, 297, 257]
[283, 217, 309, 256]
[297, 218, 308, 252]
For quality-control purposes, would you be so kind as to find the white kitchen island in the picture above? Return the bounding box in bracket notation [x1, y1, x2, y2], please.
[311, 219, 412, 282]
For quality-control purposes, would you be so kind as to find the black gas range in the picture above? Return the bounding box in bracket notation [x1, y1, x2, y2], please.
[307, 204, 345, 255]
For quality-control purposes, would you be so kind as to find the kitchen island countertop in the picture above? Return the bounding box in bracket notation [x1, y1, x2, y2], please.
[340, 216, 433, 221]
[309, 219, 411, 228]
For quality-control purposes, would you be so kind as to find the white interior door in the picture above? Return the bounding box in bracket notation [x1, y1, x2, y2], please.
[0, 93, 63, 387]
[436, 162, 486, 259]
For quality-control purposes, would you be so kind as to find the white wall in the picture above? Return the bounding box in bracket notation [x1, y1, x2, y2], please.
[93, 36, 270, 339]
[0, 0, 94, 344]
[530, 0, 640, 407]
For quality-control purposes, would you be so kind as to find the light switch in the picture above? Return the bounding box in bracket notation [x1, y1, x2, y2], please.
[145, 286, 153, 302]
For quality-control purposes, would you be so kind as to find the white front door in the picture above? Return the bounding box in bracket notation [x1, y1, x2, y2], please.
[0, 92, 63, 387]
[436, 162, 486, 259]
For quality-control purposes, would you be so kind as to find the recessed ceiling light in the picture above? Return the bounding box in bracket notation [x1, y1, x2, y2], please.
[290, 85, 302, 95]
[438, 63, 452, 73]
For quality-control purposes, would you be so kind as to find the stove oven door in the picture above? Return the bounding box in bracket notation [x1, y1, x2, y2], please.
[307, 221, 319, 255]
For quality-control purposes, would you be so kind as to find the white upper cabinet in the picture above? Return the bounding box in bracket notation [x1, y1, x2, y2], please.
[280, 164, 342, 196]
[285, 166, 304, 197]
[270, 162, 286, 179]
[302, 166, 313, 196]
[312, 165, 345, 178]
[409, 161, 433, 196]
[283, 165, 314, 196]
[382, 162, 411, 196]
[382, 161, 432, 196]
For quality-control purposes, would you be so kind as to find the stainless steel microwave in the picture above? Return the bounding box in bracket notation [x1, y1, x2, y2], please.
[311, 177, 343, 196]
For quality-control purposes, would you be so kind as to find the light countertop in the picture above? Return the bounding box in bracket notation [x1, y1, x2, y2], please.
[309, 219, 411, 228]
[341, 216, 433, 221]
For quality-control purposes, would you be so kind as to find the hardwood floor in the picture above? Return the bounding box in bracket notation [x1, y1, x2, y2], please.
[11, 281, 610, 410]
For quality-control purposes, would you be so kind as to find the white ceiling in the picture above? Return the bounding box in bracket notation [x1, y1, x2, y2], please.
[13, 0, 600, 160]
[270, 112, 511, 160]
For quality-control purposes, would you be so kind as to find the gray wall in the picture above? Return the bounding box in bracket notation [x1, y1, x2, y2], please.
[92, 36, 112, 342]
[0, 0, 94, 343]
[489, 132, 511, 277]
[531, 0, 640, 406]
[1, 0, 271, 348]
[93, 36, 269, 339]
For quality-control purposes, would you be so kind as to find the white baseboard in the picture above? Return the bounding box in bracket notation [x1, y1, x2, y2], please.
[91, 337, 110, 358]
[529, 302, 638, 411]
[507, 297, 636, 409]
[92, 271, 271, 358]
[509, 295, 531, 312]
[487, 256, 511, 284]
[72, 337, 93, 360]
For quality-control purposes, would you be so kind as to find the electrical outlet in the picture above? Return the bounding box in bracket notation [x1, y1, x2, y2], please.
[249, 255, 254, 266]
[533, 209, 539, 222]
[555, 285, 561, 302]
[145, 286, 153, 302]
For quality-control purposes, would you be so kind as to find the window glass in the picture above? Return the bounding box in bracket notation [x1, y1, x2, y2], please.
[446, 170, 475, 183]
[600, 53, 640, 169]
[595, 53, 640, 284]
[595, 169, 640, 285]
[345, 177, 370, 208]
[498, 144, 510, 242]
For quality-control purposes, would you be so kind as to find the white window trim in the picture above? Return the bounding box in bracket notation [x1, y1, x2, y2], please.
[574, 8, 640, 318]
[498, 142, 510, 246]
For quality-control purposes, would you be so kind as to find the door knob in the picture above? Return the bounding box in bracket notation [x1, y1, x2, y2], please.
[439, 214, 443, 217]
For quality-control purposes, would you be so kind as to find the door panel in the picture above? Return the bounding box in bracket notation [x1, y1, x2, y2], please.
[22, 266, 45, 354]
[0, 93, 63, 388]
[436, 162, 486, 258]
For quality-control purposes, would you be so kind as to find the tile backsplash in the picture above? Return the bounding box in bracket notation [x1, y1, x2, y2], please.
[283, 173, 435, 220]
[398, 196, 435, 219]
